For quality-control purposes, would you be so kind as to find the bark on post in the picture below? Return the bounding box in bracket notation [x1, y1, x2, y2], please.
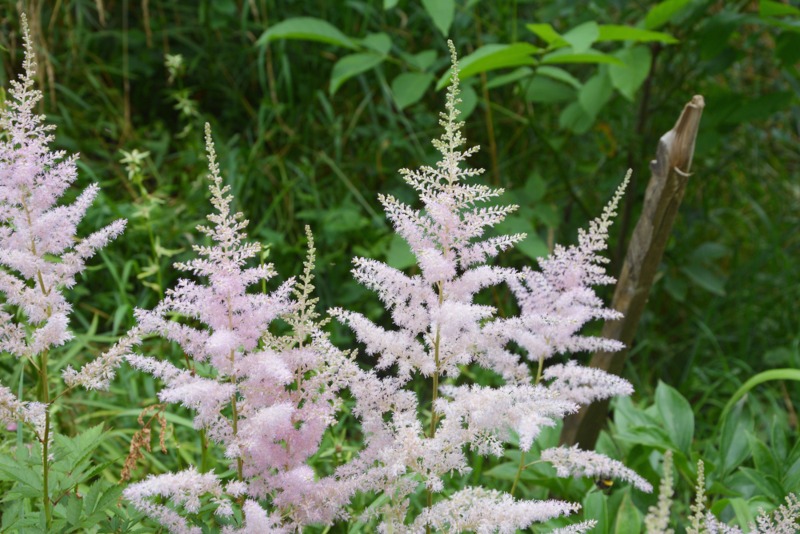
[560, 95, 706, 449]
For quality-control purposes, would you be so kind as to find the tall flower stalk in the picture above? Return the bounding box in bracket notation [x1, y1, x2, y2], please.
[120, 124, 356, 532]
[0, 14, 125, 528]
[333, 41, 649, 532]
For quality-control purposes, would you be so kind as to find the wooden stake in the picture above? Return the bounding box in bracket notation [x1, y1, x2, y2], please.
[560, 95, 706, 449]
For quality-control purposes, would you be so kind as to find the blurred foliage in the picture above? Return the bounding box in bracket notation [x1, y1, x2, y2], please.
[1, 0, 798, 530]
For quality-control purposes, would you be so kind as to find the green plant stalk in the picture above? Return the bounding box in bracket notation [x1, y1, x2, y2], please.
[511, 355, 544, 496]
[426, 282, 445, 534]
[719, 368, 800, 423]
[40, 348, 52, 529]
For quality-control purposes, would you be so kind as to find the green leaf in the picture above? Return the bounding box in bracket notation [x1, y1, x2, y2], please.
[436, 43, 539, 90]
[614, 491, 642, 534]
[485, 461, 524, 481]
[384, 0, 400, 9]
[578, 71, 614, 117]
[680, 264, 726, 296]
[524, 173, 547, 202]
[526, 23, 568, 47]
[422, 0, 455, 36]
[563, 21, 599, 53]
[537, 66, 582, 88]
[542, 48, 625, 66]
[386, 235, 416, 270]
[330, 53, 385, 95]
[655, 381, 694, 453]
[720, 369, 800, 422]
[485, 67, 534, 89]
[361, 32, 392, 55]
[597, 24, 679, 44]
[747, 433, 778, 476]
[760, 0, 800, 17]
[0, 455, 42, 497]
[406, 49, 438, 71]
[609, 46, 652, 101]
[257, 17, 357, 49]
[728, 497, 757, 529]
[583, 491, 609, 534]
[559, 101, 594, 134]
[392, 72, 434, 109]
[455, 82, 478, 120]
[719, 403, 752, 475]
[517, 232, 550, 260]
[644, 0, 693, 30]
[525, 76, 576, 103]
[52, 423, 105, 474]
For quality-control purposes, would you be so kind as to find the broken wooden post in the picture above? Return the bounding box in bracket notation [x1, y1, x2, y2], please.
[560, 95, 706, 449]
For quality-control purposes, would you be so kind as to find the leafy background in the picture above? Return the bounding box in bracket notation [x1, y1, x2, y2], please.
[0, 0, 798, 531]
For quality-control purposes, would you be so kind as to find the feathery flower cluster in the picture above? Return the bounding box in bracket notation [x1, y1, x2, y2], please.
[120, 124, 356, 531]
[0, 14, 125, 438]
[331, 41, 645, 531]
[646, 451, 800, 534]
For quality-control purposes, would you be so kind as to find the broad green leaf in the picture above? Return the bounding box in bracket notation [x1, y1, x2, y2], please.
[485, 66, 534, 89]
[422, 0, 455, 36]
[436, 43, 539, 90]
[739, 468, 784, 504]
[614, 492, 642, 534]
[257, 17, 357, 49]
[760, 0, 800, 17]
[330, 53, 384, 95]
[455, 82, 478, 120]
[485, 461, 524, 481]
[690, 241, 731, 261]
[542, 48, 625, 66]
[597, 24, 679, 43]
[644, 0, 693, 30]
[583, 491, 609, 534]
[578, 71, 613, 117]
[747, 433, 779, 476]
[563, 21, 599, 53]
[517, 232, 549, 260]
[386, 235, 415, 270]
[392, 72, 434, 109]
[609, 46, 652, 101]
[719, 403, 752, 475]
[728, 497, 757, 530]
[537, 65, 582, 88]
[680, 264, 726, 296]
[384, 0, 400, 9]
[406, 49, 438, 71]
[559, 101, 594, 134]
[655, 381, 694, 453]
[525, 76, 576, 103]
[361, 32, 392, 55]
[524, 173, 547, 202]
[526, 23, 568, 47]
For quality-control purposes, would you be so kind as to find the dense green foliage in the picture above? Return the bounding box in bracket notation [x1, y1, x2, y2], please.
[1, 0, 798, 531]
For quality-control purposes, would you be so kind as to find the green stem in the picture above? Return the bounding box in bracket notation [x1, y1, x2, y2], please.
[511, 355, 545, 497]
[426, 283, 445, 533]
[40, 349, 52, 529]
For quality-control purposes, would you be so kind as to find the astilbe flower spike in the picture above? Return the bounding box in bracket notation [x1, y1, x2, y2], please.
[122, 124, 355, 532]
[332, 41, 647, 532]
[0, 14, 125, 435]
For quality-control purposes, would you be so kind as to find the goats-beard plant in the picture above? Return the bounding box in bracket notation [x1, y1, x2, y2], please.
[0, 14, 125, 530]
[331, 41, 651, 533]
[116, 124, 361, 532]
